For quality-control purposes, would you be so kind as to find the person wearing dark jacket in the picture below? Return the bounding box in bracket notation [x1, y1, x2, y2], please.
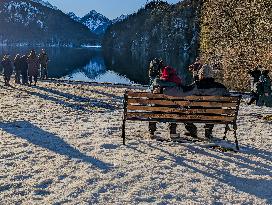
[247, 66, 262, 105]
[1, 55, 13, 86]
[20, 55, 29, 85]
[27, 50, 39, 86]
[14, 54, 21, 84]
[185, 64, 229, 139]
[39, 49, 49, 80]
[258, 70, 272, 107]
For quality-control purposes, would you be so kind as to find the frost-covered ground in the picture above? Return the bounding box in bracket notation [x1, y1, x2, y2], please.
[0, 80, 271, 204]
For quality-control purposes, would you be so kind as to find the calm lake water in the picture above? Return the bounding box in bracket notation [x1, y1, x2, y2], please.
[0, 46, 191, 85]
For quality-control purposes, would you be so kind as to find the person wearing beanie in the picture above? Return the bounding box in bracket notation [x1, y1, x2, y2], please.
[184, 64, 229, 139]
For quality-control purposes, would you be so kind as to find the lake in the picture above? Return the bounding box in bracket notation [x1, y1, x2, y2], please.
[0, 46, 191, 85]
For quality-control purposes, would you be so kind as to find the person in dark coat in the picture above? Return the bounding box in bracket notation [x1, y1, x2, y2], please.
[1, 55, 13, 86]
[164, 64, 229, 139]
[258, 70, 272, 107]
[39, 49, 49, 80]
[186, 64, 229, 139]
[20, 55, 29, 85]
[27, 50, 39, 86]
[247, 66, 262, 105]
[14, 54, 21, 84]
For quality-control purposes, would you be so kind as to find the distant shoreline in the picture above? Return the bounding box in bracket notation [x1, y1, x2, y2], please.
[0, 44, 102, 48]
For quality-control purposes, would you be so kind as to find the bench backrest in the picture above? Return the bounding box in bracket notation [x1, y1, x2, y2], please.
[124, 91, 241, 124]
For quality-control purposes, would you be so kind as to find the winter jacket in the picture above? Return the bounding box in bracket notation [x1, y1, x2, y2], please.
[160, 66, 182, 85]
[14, 57, 21, 72]
[164, 78, 229, 97]
[39, 53, 49, 66]
[1, 58, 13, 77]
[20, 56, 28, 73]
[194, 78, 229, 96]
[259, 75, 272, 94]
[27, 56, 39, 76]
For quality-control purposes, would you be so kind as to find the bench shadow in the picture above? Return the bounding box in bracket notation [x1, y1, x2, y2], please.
[137, 140, 272, 203]
[14, 86, 116, 112]
[34, 85, 118, 111]
[0, 121, 112, 171]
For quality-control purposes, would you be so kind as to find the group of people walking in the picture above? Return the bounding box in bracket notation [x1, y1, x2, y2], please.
[148, 57, 271, 140]
[1, 49, 49, 86]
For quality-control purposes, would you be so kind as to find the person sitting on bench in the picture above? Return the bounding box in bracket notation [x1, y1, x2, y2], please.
[148, 63, 183, 140]
[185, 64, 229, 139]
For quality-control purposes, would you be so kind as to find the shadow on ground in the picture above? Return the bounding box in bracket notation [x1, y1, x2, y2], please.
[14, 85, 118, 112]
[130, 140, 272, 203]
[0, 121, 112, 171]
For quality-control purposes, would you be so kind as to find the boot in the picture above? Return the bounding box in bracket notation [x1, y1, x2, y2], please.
[185, 123, 198, 138]
[148, 122, 156, 139]
[204, 124, 214, 139]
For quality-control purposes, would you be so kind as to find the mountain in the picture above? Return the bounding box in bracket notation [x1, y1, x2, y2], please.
[66, 10, 128, 35]
[0, 0, 98, 46]
[102, 0, 202, 79]
[111, 15, 128, 24]
[30, 0, 58, 10]
[80, 10, 111, 35]
[67, 12, 81, 22]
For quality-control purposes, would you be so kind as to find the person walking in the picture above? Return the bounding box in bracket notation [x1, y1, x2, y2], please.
[14, 54, 21, 84]
[39, 49, 49, 80]
[20, 55, 29, 85]
[1, 55, 13, 86]
[247, 66, 262, 105]
[27, 50, 39, 86]
[258, 70, 272, 107]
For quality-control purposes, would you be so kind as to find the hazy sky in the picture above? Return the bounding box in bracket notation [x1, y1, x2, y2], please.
[47, 0, 181, 19]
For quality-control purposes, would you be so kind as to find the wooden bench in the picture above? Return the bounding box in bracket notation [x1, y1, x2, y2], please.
[121, 91, 242, 150]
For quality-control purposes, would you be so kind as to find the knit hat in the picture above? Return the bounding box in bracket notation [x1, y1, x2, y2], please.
[198, 64, 214, 79]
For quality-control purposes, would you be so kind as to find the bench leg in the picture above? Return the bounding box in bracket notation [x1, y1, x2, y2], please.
[223, 124, 230, 140]
[122, 119, 126, 145]
[233, 123, 239, 150]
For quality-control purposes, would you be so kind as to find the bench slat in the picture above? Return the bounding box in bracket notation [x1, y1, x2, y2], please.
[126, 113, 235, 123]
[126, 91, 239, 102]
[125, 117, 231, 124]
[128, 98, 237, 108]
[127, 105, 236, 115]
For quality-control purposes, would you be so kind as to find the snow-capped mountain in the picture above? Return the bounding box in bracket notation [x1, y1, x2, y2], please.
[31, 0, 58, 10]
[0, 0, 98, 46]
[66, 10, 127, 35]
[67, 12, 81, 22]
[80, 10, 111, 35]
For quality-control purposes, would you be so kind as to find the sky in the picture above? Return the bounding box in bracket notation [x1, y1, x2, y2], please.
[46, 0, 181, 20]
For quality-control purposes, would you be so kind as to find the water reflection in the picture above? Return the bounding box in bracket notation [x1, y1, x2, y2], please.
[0, 46, 192, 85]
[103, 48, 193, 85]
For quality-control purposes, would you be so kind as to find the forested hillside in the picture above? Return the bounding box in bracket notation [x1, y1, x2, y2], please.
[103, 0, 202, 78]
[0, 0, 98, 46]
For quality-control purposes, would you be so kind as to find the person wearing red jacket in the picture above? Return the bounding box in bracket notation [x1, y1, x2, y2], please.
[148, 65, 182, 140]
[160, 66, 182, 86]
